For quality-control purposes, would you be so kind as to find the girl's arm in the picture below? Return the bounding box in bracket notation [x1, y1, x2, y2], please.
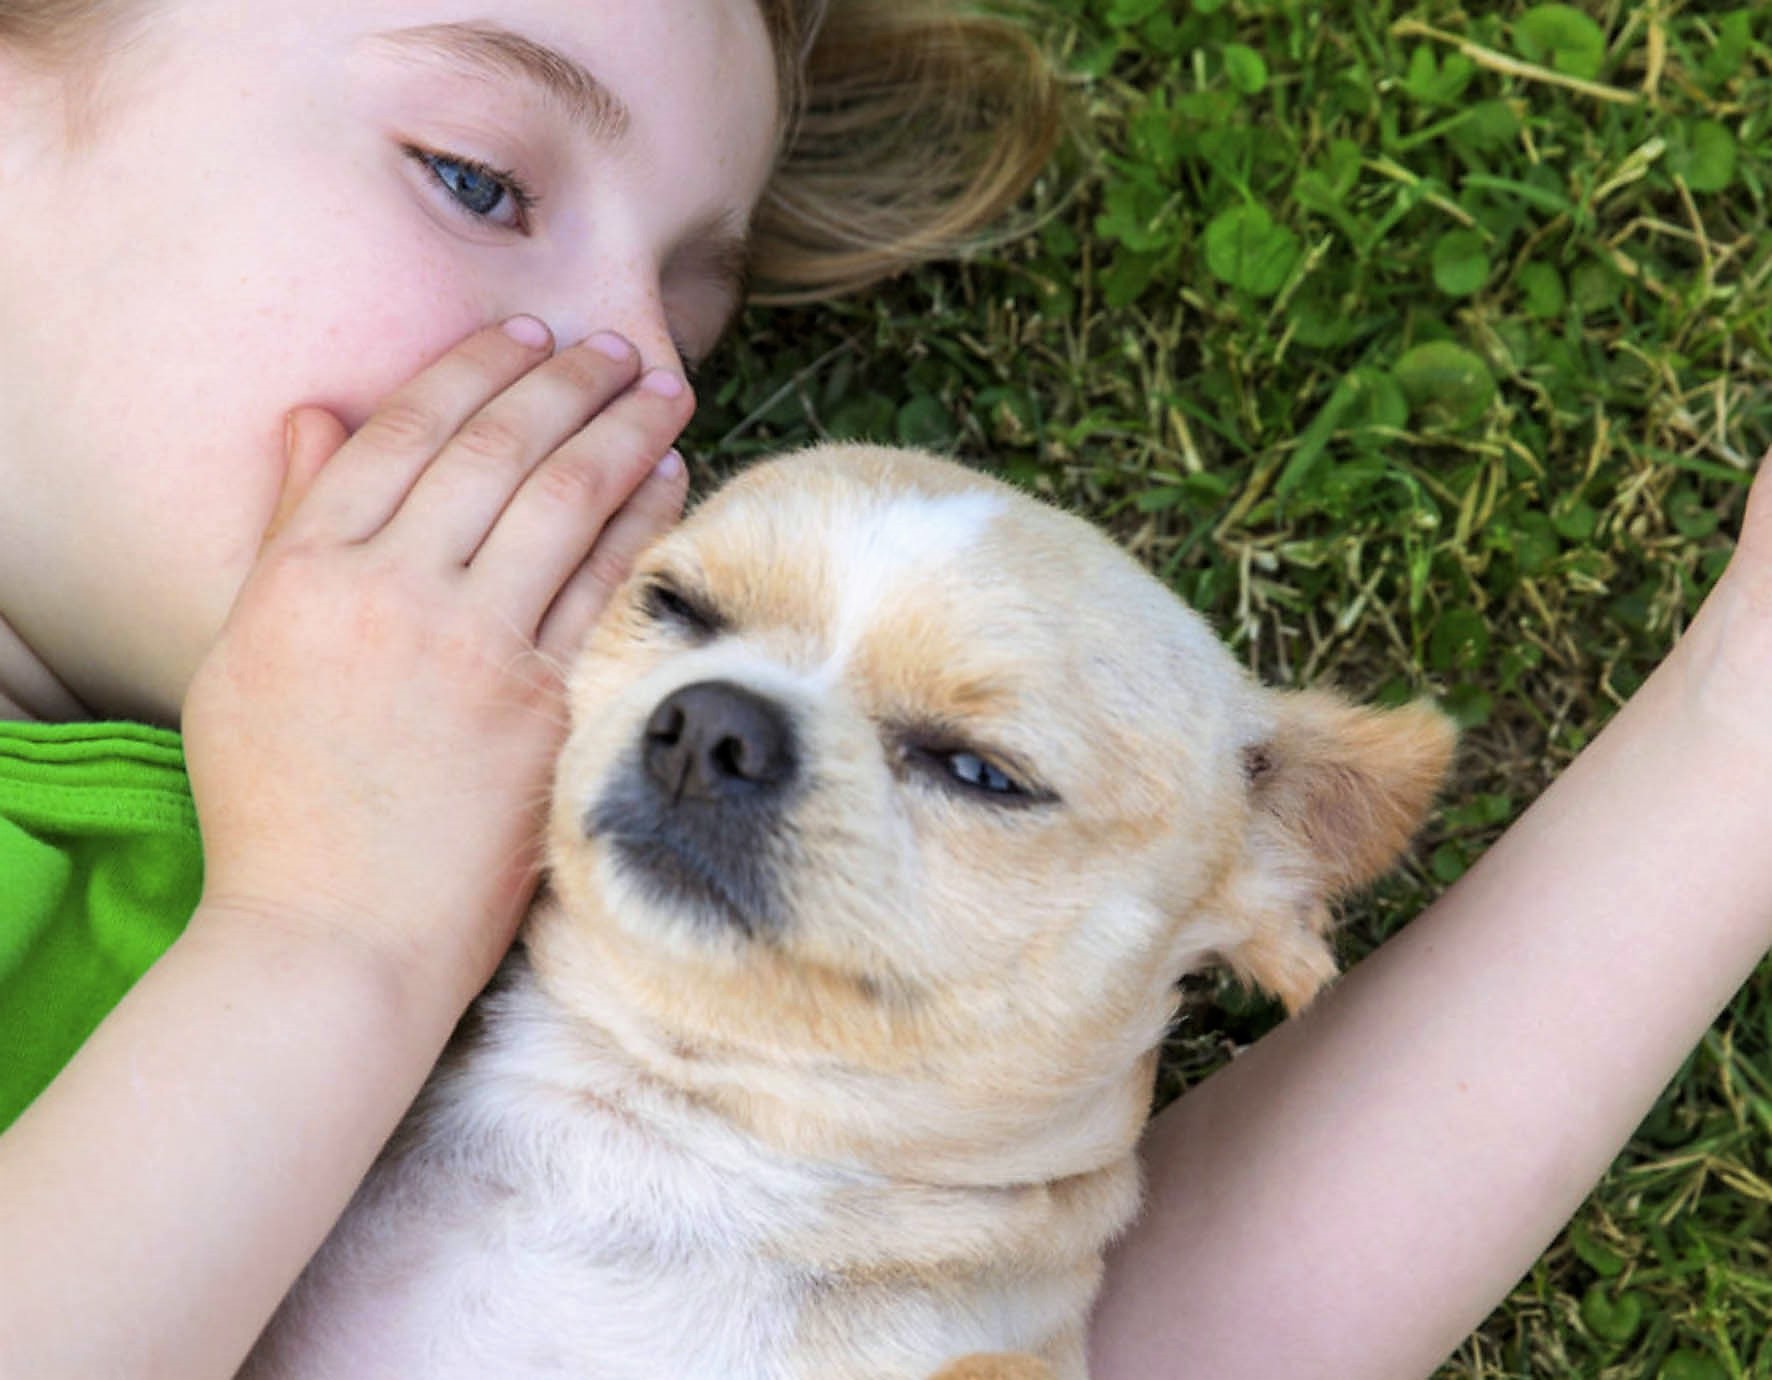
[1089, 454, 1772, 1379]
[0, 321, 692, 1380]
[0, 905, 467, 1377]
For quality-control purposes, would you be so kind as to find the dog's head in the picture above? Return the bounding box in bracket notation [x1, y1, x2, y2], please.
[533, 445, 1452, 1182]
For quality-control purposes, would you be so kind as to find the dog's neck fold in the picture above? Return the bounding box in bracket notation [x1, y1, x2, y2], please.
[521, 900, 1167, 1190]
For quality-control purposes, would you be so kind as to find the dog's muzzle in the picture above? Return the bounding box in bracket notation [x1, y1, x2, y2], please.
[586, 680, 800, 937]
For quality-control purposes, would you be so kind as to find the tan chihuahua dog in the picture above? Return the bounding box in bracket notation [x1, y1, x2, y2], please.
[244, 445, 1452, 1380]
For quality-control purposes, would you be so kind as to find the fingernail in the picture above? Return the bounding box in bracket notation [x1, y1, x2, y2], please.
[654, 449, 685, 480]
[501, 315, 552, 349]
[584, 331, 633, 361]
[640, 369, 685, 399]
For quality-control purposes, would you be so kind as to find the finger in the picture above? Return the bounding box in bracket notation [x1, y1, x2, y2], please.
[263, 406, 351, 548]
[381, 333, 646, 565]
[534, 449, 691, 664]
[275, 317, 555, 545]
[467, 367, 694, 633]
[1736, 444, 1772, 564]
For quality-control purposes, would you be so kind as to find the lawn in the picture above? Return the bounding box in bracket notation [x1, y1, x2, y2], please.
[683, 2, 1772, 1374]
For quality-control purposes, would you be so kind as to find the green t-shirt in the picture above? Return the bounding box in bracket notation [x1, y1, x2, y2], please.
[0, 721, 202, 1129]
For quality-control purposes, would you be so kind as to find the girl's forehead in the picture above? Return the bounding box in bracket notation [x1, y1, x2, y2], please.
[103, 0, 781, 175]
[347, 3, 782, 201]
[352, 0, 780, 128]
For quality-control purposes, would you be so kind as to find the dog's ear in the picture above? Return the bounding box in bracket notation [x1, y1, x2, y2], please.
[1210, 690, 1454, 1013]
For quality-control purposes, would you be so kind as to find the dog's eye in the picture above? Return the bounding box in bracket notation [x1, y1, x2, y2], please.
[641, 580, 724, 639]
[945, 751, 1019, 795]
[898, 737, 1052, 807]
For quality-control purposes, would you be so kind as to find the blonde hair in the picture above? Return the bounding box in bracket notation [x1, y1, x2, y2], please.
[0, 0, 134, 61]
[750, 0, 1062, 303]
[1, 0, 1062, 305]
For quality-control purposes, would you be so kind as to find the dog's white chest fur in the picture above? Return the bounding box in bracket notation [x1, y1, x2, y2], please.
[245, 961, 1073, 1380]
[247, 968, 843, 1380]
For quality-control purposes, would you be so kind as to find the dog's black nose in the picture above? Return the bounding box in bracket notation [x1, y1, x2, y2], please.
[643, 680, 797, 802]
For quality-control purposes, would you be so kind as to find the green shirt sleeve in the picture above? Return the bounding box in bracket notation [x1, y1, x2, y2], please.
[0, 721, 202, 1129]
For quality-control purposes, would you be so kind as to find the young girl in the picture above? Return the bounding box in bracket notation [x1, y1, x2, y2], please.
[1, 5, 1768, 1380]
[0, 1, 1056, 1372]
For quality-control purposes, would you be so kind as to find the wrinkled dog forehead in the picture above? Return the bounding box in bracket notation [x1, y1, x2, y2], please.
[669, 447, 1012, 640]
[659, 446, 1254, 750]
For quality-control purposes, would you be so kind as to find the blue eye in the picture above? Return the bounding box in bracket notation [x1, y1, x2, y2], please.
[404, 146, 537, 231]
[894, 734, 1056, 809]
[946, 751, 1018, 795]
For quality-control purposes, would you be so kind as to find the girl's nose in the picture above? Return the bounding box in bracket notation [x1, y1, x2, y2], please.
[538, 288, 684, 381]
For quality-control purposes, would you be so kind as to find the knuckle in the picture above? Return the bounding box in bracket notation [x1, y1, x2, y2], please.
[587, 414, 657, 470]
[550, 347, 628, 396]
[361, 402, 444, 453]
[530, 458, 616, 512]
[451, 414, 532, 467]
[582, 545, 638, 599]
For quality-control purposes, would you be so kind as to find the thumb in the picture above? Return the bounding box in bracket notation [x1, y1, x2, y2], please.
[264, 405, 350, 545]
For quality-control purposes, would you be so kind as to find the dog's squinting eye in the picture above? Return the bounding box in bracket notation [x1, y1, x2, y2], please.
[899, 739, 1051, 807]
[946, 751, 1018, 795]
[641, 580, 725, 640]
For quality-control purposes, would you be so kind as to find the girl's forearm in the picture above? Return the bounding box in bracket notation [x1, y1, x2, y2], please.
[0, 907, 462, 1379]
[1088, 621, 1772, 1378]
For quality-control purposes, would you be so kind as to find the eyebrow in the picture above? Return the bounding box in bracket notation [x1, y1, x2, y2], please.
[366, 21, 631, 143]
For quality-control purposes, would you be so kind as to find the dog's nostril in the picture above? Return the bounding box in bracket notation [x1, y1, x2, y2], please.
[642, 680, 797, 802]
[712, 736, 749, 778]
[645, 701, 687, 749]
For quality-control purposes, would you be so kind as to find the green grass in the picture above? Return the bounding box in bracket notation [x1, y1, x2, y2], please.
[683, 2, 1772, 1374]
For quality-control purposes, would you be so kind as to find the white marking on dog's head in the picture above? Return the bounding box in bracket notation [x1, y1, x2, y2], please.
[825, 490, 1007, 662]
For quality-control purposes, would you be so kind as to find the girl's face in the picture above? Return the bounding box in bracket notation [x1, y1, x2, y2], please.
[0, 0, 779, 724]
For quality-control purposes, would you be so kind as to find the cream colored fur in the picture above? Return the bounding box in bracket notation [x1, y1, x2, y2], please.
[242, 444, 1453, 1379]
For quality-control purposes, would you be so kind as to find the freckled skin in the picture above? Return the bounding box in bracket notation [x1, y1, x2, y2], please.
[0, 0, 777, 724]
